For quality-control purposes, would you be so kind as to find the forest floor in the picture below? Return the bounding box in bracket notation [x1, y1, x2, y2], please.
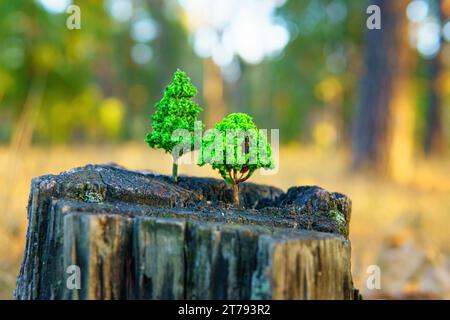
[0, 143, 449, 299]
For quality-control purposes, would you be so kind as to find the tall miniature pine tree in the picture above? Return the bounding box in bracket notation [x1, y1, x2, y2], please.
[146, 69, 203, 182]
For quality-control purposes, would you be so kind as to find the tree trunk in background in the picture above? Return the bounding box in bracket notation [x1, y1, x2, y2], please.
[425, 50, 446, 156]
[425, 0, 447, 156]
[204, 58, 226, 128]
[148, 0, 171, 92]
[225, 60, 247, 115]
[352, 0, 414, 181]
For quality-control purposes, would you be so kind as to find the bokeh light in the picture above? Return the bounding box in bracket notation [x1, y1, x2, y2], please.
[106, 0, 133, 22]
[416, 20, 441, 58]
[131, 43, 153, 64]
[131, 18, 158, 43]
[38, 0, 72, 14]
[443, 20, 450, 42]
[406, 0, 429, 23]
[180, 0, 290, 68]
[326, 0, 348, 24]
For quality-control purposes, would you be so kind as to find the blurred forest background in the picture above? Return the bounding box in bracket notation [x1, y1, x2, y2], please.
[0, 0, 449, 299]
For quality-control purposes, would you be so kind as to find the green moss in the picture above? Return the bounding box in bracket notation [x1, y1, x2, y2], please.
[79, 184, 106, 203]
[83, 191, 104, 203]
[329, 209, 347, 237]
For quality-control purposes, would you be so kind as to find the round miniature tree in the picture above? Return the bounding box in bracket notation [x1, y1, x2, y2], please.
[146, 69, 203, 182]
[198, 113, 273, 208]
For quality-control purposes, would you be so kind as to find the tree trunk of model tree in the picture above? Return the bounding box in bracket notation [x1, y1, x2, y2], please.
[425, 0, 447, 156]
[352, 0, 414, 181]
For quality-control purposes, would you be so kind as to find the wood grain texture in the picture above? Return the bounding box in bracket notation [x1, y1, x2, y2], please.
[14, 164, 359, 300]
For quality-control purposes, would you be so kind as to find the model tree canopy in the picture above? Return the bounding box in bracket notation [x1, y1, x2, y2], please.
[145, 69, 203, 182]
[198, 113, 273, 207]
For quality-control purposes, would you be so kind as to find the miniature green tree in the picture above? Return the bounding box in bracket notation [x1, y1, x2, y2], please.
[199, 113, 273, 208]
[145, 69, 203, 182]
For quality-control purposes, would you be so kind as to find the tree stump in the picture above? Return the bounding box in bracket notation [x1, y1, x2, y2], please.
[14, 164, 360, 300]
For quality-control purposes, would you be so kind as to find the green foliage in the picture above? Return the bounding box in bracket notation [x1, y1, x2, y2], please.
[0, 1, 195, 143]
[199, 113, 273, 185]
[0, 0, 379, 146]
[329, 209, 348, 238]
[145, 69, 203, 157]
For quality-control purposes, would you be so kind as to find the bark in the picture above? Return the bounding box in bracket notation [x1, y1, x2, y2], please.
[14, 164, 359, 300]
[232, 183, 239, 208]
[425, 54, 446, 156]
[172, 159, 178, 183]
[352, 0, 414, 180]
[147, 0, 176, 92]
[203, 58, 226, 128]
[425, 0, 447, 156]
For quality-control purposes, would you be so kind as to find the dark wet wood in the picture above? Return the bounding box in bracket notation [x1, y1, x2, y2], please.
[14, 164, 359, 300]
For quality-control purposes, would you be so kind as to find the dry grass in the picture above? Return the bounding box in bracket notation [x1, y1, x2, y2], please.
[0, 143, 449, 299]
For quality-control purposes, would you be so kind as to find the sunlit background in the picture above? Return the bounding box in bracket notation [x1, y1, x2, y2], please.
[0, 0, 449, 299]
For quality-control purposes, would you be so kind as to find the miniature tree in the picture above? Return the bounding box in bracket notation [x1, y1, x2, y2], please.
[145, 69, 203, 182]
[199, 113, 273, 208]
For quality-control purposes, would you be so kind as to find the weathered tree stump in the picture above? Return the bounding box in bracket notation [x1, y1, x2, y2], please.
[14, 164, 360, 300]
